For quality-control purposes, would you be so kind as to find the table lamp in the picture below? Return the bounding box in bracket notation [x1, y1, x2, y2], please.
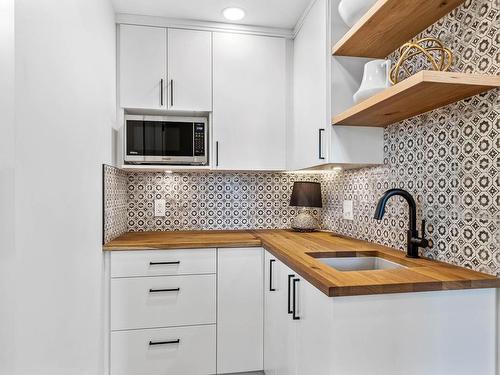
[289, 181, 322, 232]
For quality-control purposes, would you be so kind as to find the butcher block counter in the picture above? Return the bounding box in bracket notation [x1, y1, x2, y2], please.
[103, 229, 500, 297]
[103, 230, 261, 250]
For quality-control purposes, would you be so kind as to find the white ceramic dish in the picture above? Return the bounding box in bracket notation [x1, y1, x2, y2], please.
[338, 0, 378, 28]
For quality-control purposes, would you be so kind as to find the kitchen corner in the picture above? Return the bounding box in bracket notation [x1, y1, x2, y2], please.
[5, 0, 499, 374]
[103, 229, 499, 375]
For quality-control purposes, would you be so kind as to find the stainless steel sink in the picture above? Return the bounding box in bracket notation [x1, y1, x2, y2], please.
[316, 256, 406, 272]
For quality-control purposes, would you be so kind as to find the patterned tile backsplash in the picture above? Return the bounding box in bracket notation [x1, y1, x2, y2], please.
[324, 0, 499, 276]
[103, 0, 499, 276]
[126, 172, 321, 231]
[103, 165, 128, 244]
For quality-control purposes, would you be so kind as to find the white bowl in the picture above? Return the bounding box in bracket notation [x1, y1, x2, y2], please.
[338, 0, 378, 28]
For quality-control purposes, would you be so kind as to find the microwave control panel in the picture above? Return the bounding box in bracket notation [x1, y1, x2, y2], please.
[194, 123, 206, 156]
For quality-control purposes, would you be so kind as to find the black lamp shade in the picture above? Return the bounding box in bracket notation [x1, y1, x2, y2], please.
[290, 182, 322, 208]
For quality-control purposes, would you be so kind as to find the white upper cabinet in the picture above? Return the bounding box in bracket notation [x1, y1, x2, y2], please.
[119, 25, 212, 111]
[167, 29, 212, 111]
[118, 13, 383, 171]
[289, 0, 383, 170]
[119, 25, 167, 109]
[213, 32, 287, 171]
[289, 0, 330, 171]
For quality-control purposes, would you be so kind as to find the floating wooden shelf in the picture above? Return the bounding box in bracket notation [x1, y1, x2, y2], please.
[332, 0, 467, 58]
[332, 71, 500, 128]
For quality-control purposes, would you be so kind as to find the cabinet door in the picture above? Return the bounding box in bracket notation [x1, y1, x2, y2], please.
[264, 254, 299, 375]
[289, 0, 330, 170]
[167, 29, 212, 111]
[294, 276, 333, 375]
[111, 274, 216, 330]
[281, 263, 299, 375]
[213, 32, 286, 170]
[119, 25, 166, 109]
[217, 247, 264, 374]
[264, 252, 287, 375]
[110, 325, 216, 375]
[110, 248, 216, 277]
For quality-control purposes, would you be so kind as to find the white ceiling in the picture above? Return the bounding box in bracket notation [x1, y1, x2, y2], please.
[111, 0, 312, 29]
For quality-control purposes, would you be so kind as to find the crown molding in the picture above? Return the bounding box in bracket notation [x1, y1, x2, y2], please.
[292, 0, 318, 38]
[115, 13, 294, 38]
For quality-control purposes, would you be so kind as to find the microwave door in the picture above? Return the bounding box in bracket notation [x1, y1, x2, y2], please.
[162, 122, 194, 164]
[144, 121, 165, 158]
[125, 120, 145, 162]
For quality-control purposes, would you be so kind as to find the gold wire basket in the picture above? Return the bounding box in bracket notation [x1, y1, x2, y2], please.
[389, 37, 453, 85]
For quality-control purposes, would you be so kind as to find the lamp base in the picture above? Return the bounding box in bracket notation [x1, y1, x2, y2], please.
[291, 210, 319, 232]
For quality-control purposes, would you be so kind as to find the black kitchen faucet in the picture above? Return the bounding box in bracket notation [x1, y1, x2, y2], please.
[373, 189, 429, 258]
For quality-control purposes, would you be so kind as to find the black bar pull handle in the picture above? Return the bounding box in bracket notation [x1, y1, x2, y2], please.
[149, 288, 180, 293]
[292, 278, 300, 320]
[170, 79, 174, 107]
[149, 261, 180, 266]
[269, 259, 276, 292]
[160, 79, 164, 106]
[215, 141, 219, 167]
[149, 339, 180, 346]
[287, 274, 295, 314]
[318, 128, 325, 160]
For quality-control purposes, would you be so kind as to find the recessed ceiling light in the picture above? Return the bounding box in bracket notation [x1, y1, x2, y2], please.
[222, 7, 245, 21]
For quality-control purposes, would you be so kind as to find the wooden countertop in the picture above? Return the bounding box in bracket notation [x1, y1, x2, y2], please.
[104, 230, 500, 297]
[103, 230, 261, 250]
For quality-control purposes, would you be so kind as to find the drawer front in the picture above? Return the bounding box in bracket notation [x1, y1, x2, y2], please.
[111, 325, 216, 375]
[110, 249, 216, 277]
[111, 274, 216, 330]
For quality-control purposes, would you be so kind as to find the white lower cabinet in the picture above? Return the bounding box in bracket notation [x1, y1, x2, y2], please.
[264, 252, 297, 375]
[111, 274, 216, 330]
[110, 325, 216, 375]
[263, 251, 497, 375]
[293, 273, 333, 375]
[217, 247, 264, 374]
[109, 249, 217, 375]
[108, 248, 264, 375]
[264, 252, 318, 375]
[109, 248, 496, 375]
[110, 248, 216, 278]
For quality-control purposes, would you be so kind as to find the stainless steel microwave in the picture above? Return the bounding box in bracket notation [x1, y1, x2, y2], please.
[124, 115, 208, 165]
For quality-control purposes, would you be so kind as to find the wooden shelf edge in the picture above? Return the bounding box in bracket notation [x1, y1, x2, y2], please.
[419, 70, 500, 86]
[332, 71, 500, 127]
[331, 0, 467, 58]
[331, 0, 387, 57]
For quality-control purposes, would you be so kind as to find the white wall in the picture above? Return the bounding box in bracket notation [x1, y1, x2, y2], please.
[11, 0, 116, 373]
[0, 0, 16, 373]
